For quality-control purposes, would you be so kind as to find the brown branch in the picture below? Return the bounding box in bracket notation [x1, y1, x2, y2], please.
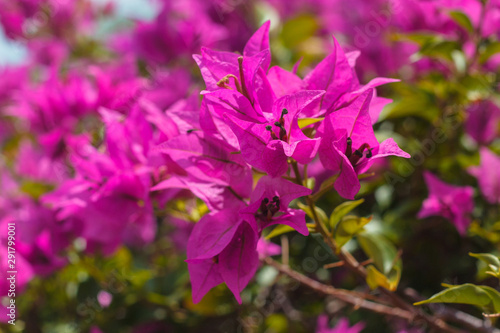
[263, 257, 414, 321]
[404, 288, 500, 333]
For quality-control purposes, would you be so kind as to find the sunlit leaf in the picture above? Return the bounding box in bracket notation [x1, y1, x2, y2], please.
[366, 265, 400, 291]
[415, 283, 500, 313]
[329, 199, 364, 230]
[298, 202, 328, 226]
[334, 216, 371, 249]
[265, 225, 295, 239]
[470, 252, 500, 278]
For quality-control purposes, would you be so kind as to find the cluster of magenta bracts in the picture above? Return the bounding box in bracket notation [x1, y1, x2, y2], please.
[174, 22, 412, 303]
[1, 0, 500, 318]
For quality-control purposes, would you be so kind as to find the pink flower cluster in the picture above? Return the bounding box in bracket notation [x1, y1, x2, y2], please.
[1, 0, 500, 316]
[0, 8, 411, 306]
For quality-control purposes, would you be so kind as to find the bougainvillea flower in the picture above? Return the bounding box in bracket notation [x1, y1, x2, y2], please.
[316, 315, 364, 333]
[303, 36, 398, 116]
[186, 208, 258, 304]
[41, 105, 158, 254]
[267, 65, 303, 98]
[0, 224, 34, 297]
[9, 69, 97, 135]
[143, 68, 192, 111]
[195, 21, 274, 117]
[256, 238, 281, 259]
[151, 175, 244, 212]
[130, 0, 228, 65]
[240, 176, 311, 235]
[153, 130, 253, 202]
[418, 171, 474, 235]
[469, 148, 500, 205]
[14, 140, 67, 184]
[465, 100, 500, 145]
[318, 90, 410, 199]
[221, 90, 325, 176]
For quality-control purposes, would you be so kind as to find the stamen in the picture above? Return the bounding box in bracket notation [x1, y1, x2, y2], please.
[273, 196, 280, 209]
[216, 74, 242, 93]
[267, 125, 278, 140]
[258, 196, 281, 221]
[238, 56, 252, 104]
[260, 198, 269, 215]
[274, 122, 287, 141]
[347, 142, 372, 166]
[269, 203, 279, 215]
[346, 137, 352, 157]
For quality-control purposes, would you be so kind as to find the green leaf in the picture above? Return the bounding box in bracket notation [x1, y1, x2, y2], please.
[470, 253, 500, 269]
[306, 223, 316, 233]
[129, 270, 152, 287]
[334, 216, 371, 249]
[266, 225, 295, 240]
[298, 117, 324, 129]
[329, 199, 364, 230]
[470, 252, 500, 277]
[297, 202, 328, 226]
[403, 32, 438, 46]
[419, 40, 461, 62]
[20, 180, 55, 199]
[479, 41, 500, 64]
[449, 10, 474, 33]
[358, 233, 400, 275]
[366, 265, 400, 291]
[415, 283, 500, 313]
[381, 84, 440, 121]
[281, 14, 319, 48]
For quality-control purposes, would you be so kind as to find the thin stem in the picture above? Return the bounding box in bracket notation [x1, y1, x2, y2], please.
[263, 257, 415, 321]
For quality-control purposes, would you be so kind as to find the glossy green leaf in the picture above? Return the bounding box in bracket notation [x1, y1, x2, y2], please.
[470, 252, 500, 277]
[415, 283, 500, 313]
[358, 233, 400, 275]
[329, 199, 364, 230]
[265, 225, 295, 240]
[334, 216, 371, 249]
